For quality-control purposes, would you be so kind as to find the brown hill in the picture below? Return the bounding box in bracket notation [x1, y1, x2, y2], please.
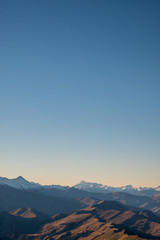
[10, 208, 48, 219]
[18, 200, 160, 240]
[79, 197, 99, 207]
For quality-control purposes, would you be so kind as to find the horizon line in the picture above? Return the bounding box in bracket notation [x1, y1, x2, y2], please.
[0, 175, 159, 189]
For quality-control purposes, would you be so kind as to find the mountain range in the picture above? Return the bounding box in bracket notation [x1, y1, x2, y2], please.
[75, 180, 160, 197]
[0, 176, 160, 239]
[1, 201, 160, 240]
[0, 176, 160, 216]
[0, 176, 160, 197]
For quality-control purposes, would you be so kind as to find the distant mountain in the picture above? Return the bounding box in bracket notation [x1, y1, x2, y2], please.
[0, 176, 68, 191]
[44, 184, 69, 190]
[0, 176, 41, 190]
[74, 180, 160, 197]
[101, 191, 160, 215]
[1, 177, 160, 218]
[0, 185, 83, 216]
[0, 176, 159, 197]
[6, 200, 159, 240]
[0, 181, 160, 240]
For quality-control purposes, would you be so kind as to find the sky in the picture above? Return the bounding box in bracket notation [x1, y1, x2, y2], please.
[0, 0, 160, 187]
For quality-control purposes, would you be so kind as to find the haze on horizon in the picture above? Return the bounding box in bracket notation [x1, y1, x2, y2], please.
[0, 0, 160, 188]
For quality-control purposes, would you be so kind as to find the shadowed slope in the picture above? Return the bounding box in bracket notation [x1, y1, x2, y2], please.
[18, 200, 160, 240]
[0, 210, 51, 239]
[0, 185, 83, 216]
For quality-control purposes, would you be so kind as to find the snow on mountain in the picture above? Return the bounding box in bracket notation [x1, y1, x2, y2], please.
[0, 176, 68, 191]
[0, 176, 41, 190]
[0, 177, 159, 196]
[74, 180, 160, 195]
[73, 180, 110, 193]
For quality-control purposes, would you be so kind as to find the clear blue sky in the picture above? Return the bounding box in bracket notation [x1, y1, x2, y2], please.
[0, 0, 160, 187]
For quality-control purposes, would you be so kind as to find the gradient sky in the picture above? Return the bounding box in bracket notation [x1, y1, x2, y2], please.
[0, 0, 160, 187]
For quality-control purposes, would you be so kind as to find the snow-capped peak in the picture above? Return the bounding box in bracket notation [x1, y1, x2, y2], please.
[0, 176, 68, 191]
[74, 180, 110, 193]
[0, 177, 159, 196]
[73, 180, 160, 195]
[0, 176, 41, 190]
